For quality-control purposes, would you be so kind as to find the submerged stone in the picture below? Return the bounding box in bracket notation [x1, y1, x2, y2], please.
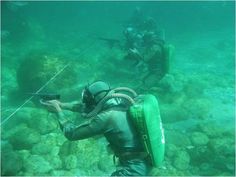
[191, 132, 209, 146]
[165, 143, 179, 158]
[28, 109, 58, 135]
[24, 155, 52, 175]
[63, 154, 78, 170]
[173, 151, 190, 170]
[1, 151, 23, 176]
[6, 124, 41, 150]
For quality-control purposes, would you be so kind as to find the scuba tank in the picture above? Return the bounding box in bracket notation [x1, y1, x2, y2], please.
[163, 44, 175, 75]
[128, 94, 165, 167]
[85, 86, 165, 167]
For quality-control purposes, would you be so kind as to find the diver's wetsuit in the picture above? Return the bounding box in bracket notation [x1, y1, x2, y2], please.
[57, 108, 150, 176]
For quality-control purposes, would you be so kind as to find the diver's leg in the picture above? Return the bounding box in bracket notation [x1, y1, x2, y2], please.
[111, 169, 130, 176]
[111, 159, 150, 176]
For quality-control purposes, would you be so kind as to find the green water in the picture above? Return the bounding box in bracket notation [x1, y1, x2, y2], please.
[1, 1, 235, 176]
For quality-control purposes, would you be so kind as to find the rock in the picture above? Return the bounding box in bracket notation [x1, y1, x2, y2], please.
[165, 130, 191, 148]
[18, 150, 31, 161]
[24, 155, 52, 175]
[50, 170, 75, 176]
[16, 52, 77, 93]
[159, 74, 184, 93]
[49, 146, 60, 156]
[59, 141, 80, 156]
[213, 155, 235, 173]
[1, 151, 23, 175]
[225, 157, 235, 174]
[6, 124, 41, 150]
[150, 162, 186, 176]
[63, 154, 78, 170]
[1, 107, 32, 130]
[173, 151, 190, 170]
[166, 143, 178, 158]
[188, 165, 200, 175]
[45, 155, 62, 169]
[190, 132, 209, 146]
[49, 132, 66, 146]
[97, 156, 114, 173]
[196, 122, 223, 138]
[31, 133, 58, 155]
[188, 145, 212, 165]
[184, 77, 209, 98]
[31, 142, 52, 155]
[208, 137, 234, 156]
[14, 107, 32, 122]
[1, 140, 13, 152]
[160, 104, 189, 123]
[198, 163, 221, 176]
[184, 98, 211, 119]
[28, 109, 57, 135]
[199, 163, 212, 171]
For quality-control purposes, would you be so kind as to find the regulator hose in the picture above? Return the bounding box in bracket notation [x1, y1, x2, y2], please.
[85, 90, 136, 118]
[112, 87, 137, 98]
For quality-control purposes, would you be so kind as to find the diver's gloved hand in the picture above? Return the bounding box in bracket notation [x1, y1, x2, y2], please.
[40, 100, 62, 113]
[128, 48, 143, 61]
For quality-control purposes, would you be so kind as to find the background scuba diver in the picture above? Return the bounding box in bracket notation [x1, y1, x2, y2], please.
[123, 8, 171, 86]
[41, 81, 151, 176]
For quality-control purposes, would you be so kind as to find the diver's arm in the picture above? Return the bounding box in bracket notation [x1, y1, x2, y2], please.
[56, 111, 69, 125]
[56, 111, 79, 138]
[60, 101, 84, 113]
[56, 112, 105, 141]
[40, 99, 78, 130]
[41, 100, 104, 141]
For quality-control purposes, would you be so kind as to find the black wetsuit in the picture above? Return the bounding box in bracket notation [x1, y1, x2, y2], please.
[57, 108, 150, 176]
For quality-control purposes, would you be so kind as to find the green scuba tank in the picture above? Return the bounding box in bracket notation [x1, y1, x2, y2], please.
[128, 94, 165, 167]
[163, 44, 175, 74]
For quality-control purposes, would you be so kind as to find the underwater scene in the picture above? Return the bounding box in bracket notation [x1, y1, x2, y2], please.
[1, 1, 235, 176]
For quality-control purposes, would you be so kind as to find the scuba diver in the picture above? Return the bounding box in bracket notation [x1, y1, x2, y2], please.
[124, 27, 169, 85]
[41, 81, 151, 176]
[123, 8, 172, 86]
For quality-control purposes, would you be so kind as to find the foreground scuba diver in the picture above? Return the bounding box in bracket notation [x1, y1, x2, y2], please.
[41, 81, 152, 176]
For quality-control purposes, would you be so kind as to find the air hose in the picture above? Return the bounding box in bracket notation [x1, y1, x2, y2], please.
[85, 87, 137, 118]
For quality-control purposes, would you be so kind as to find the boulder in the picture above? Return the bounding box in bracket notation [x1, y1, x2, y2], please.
[59, 141, 80, 156]
[97, 155, 114, 173]
[63, 154, 78, 170]
[18, 149, 31, 161]
[165, 130, 191, 148]
[160, 104, 189, 123]
[1, 151, 23, 176]
[31, 142, 52, 155]
[159, 74, 184, 93]
[208, 137, 234, 156]
[45, 155, 62, 169]
[196, 122, 224, 138]
[166, 143, 179, 158]
[184, 98, 211, 119]
[173, 151, 190, 170]
[190, 132, 209, 146]
[23, 155, 52, 175]
[6, 124, 41, 150]
[16, 52, 77, 94]
[28, 109, 57, 135]
[188, 146, 213, 165]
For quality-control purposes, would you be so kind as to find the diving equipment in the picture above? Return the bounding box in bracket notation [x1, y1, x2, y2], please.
[129, 94, 165, 167]
[85, 86, 165, 167]
[82, 81, 110, 111]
